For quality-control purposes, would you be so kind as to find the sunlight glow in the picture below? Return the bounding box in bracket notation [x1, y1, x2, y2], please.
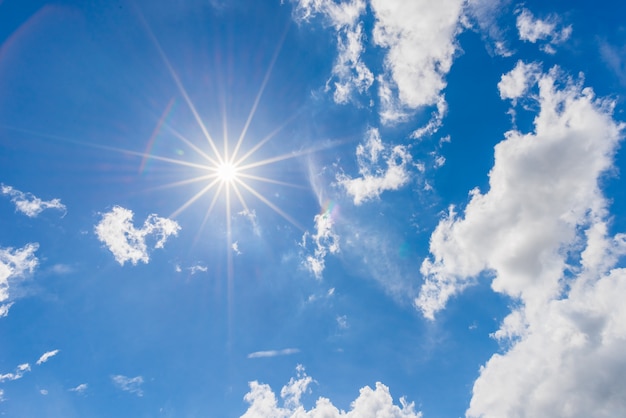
[216, 162, 238, 183]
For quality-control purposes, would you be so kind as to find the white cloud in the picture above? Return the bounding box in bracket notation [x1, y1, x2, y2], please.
[247, 348, 300, 359]
[69, 383, 88, 393]
[0, 243, 39, 317]
[111, 375, 144, 396]
[371, 0, 464, 121]
[0, 389, 4, 402]
[39, 389, 48, 396]
[239, 209, 261, 236]
[189, 264, 208, 275]
[0, 363, 31, 383]
[336, 314, 348, 329]
[337, 128, 411, 205]
[95, 206, 180, 266]
[414, 63, 626, 416]
[36, 349, 59, 365]
[241, 365, 422, 417]
[516, 8, 572, 54]
[232, 241, 242, 255]
[497, 60, 541, 100]
[466, 0, 514, 57]
[1, 184, 66, 218]
[301, 206, 339, 279]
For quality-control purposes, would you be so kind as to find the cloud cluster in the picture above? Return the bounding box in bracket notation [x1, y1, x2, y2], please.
[1, 184, 66, 218]
[337, 128, 411, 205]
[241, 365, 422, 417]
[292, 0, 463, 125]
[516, 8, 572, 54]
[0, 243, 39, 317]
[95, 206, 180, 266]
[111, 375, 144, 397]
[417, 62, 626, 416]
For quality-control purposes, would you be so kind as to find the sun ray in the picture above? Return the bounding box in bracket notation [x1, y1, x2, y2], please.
[231, 181, 252, 215]
[136, 10, 224, 164]
[236, 173, 308, 189]
[170, 178, 220, 219]
[144, 173, 217, 192]
[230, 22, 291, 163]
[164, 123, 220, 166]
[234, 177, 304, 231]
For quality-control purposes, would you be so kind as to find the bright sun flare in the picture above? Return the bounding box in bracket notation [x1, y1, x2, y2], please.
[216, 161, 238, 183]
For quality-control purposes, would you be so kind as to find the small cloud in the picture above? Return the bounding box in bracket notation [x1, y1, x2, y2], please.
[189, 264, 208, 275]
[516, 8, 572, 54]
[1, 243, 39, 318]
[36, 349, 59, 365]
[69, 383, 88, 394]
[337, 128, 411, 205]
[39, 389, 48, 396]
[301, 207, 340, 279]
[95, 206, 180, 266]
[174, 264, 182, 273]
[232, 242, 242, 255]
[336, 315, 349, 329]
[49, 264, 74, 275]
[238, 209, 260, 236]
[0, 184, 66, 218]
[111, 375, 144, 397]
[247, 348, 300, 359]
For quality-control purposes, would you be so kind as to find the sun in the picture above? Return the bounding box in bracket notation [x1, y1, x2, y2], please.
[216, 161, 238, 183]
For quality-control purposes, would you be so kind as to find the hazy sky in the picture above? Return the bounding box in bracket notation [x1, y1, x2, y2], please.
[1, 0, 626, 417]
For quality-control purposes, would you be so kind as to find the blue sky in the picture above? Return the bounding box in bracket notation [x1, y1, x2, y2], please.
[1, 0, 626, 416]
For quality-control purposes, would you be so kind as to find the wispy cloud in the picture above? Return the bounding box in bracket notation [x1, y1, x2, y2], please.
[1, 184, 66, 218]
[0, 243, 39, 318]
[69, 383, 88, 394]
[36, 349, 59, 365]
[111, 375, 144, 396]
[241, 365, 422, 416]
[247, 348, 300, 359]
[95, 206, 180, 266]
[0, 363, 31, 383]
[301, 206, 339, 279]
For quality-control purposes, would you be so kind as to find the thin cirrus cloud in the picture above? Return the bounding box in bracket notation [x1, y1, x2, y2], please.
[35, 349, 59, 366]
[247, 348, 300, 359]
[416, 60, 626, 416]
[94, 206, 181, 266]
[111, 375, 144, 397]
[241, 365, 422, 417]
[0, 184, 66, 218]
[0, 243, 39, 318]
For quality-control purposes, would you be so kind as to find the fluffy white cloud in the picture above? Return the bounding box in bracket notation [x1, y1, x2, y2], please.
[371, 0, 463, 122]
[1, 184, 66, 217]
[497, 60, 541, 100]
[241, 365, 422, 417]
[36, 349, 59, 365]
[337, 128, 411, 205]
[301, 205, 340, 279]
[95, 206, 180, 266]
[111, 375, 144, 396]
[0, 243, 39, 317]
[292, 0, 464, 125]
[247, 348, 300, 359]
[516, 8, 572, 54]
[416, 63, 626, 416]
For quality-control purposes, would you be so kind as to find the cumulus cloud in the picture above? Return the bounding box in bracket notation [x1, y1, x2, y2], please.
[0, 243, 39, 317]
[416, 63, 626, 416]
[337, 128, 411, 205]
[95, 206, 180, 266]
[497, 60, 541, 100]
[516, 8, 572, 54]
[111, 375, 144, 396]
[241, 365, 421, 417]
[1, 184, 66, 217]
[36, 349, 59, 365]
[247, 348, 300, 359]
[301, 205, 340, 279]
[371, 0, 464, 122]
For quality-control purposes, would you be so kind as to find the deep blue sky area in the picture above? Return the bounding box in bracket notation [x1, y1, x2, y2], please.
[1, 1, 626, 417]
